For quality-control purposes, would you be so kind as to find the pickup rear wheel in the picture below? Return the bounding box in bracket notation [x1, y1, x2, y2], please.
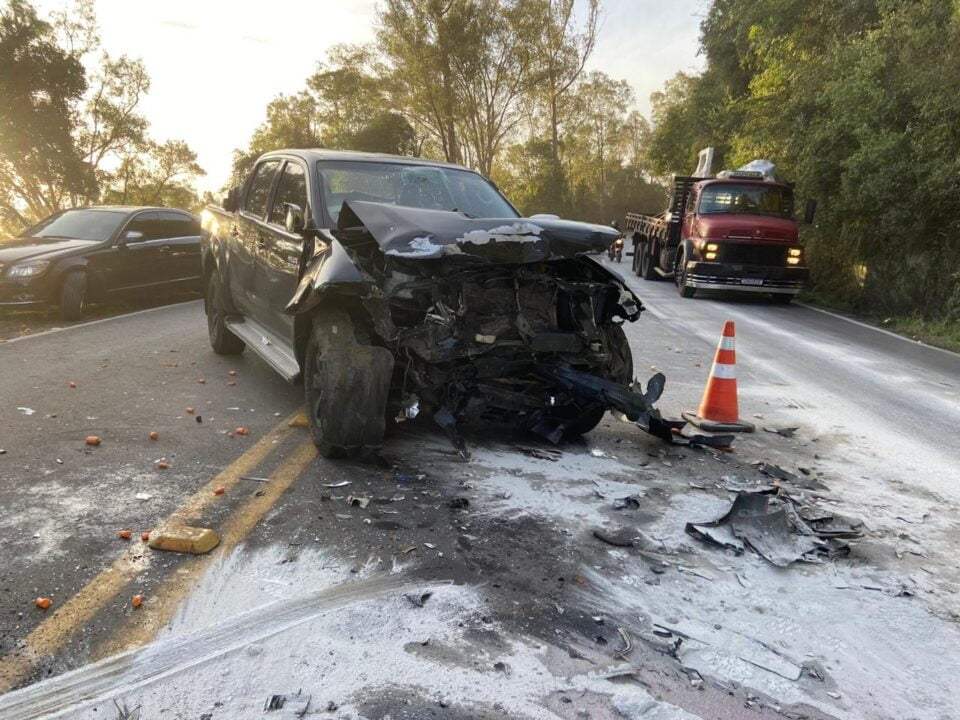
[639, 241, 658, 281]
[304, 308, 394, 458]
[675, 249, 696, 298]
[206, 273, 245, 355]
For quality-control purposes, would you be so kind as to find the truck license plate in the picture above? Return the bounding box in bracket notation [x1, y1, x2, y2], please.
[741, 278, 764, 286]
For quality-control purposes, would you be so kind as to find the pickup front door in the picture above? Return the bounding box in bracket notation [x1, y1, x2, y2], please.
[255, 159, 309, 340]
[232, 159, 282, 318]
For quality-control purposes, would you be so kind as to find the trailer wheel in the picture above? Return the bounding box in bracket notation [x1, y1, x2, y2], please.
[675, 250, 696, 298]
[639, 241, 658, 281]
[304, 308, 394, 458]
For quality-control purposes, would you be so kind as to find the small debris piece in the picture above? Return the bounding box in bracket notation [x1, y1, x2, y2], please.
[423, 542, 436, 549]
[18, 407, 35, 415]
[615, 627, 633, 659]
[227, 381, 237, 387]
[156, 462, 169, 470]
[764, 426, 799, 438]
[35, 597, 52, 609]
[149, 431, 159, 441]
[264, 692, 311, 716]
[589, 448, 609, 458]
[228, 370, 237, 376]
[135, 492, 152, 501]
[213, 486, 226, 495]
[493, 661, 510, 675]
[68, 381, 77, 388]
[131, 594, 143, 608]
[148, 526, 221, 554]
[195, 415, 203, 424]
[516, 446, 563, 461]
[197, 378, 206, 384]
[240, 476, 270, 483]
[288, 414, 309, 428]
[404, 591, 432, 608]
[235, 427, 250, 436]
[613, 495, 641, 510]
[402, 546, 417, 554]
[593, 528, 636, 547]
[574, 577, 586, 585]
[85, 436, 101, 446]
[114, 700, 141, 720]
[347, 495, 370, 509]
[323, 480, 352, 488]
[448, 497, 470, 510]
[186, 407, 196, 414]
[118, 530, 133, 539]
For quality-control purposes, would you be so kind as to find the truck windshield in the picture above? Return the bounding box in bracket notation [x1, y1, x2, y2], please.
[699, 183, 793, 218]
[19, 209, 127, 241]
[319, 161, 519, 223]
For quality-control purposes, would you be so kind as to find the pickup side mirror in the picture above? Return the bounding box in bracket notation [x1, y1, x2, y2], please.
[803, 199, 817, 225]
[284, 203, 305, 234]
[223, 187, 241, 213]
[610, 219, 621, 231]
[117, 230, 144, 247]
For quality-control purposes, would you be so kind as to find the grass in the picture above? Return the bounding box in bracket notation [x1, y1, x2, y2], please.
[800, 290, 960, 354]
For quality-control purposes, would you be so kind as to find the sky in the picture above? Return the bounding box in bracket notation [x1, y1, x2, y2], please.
[39, 0, 706, 192]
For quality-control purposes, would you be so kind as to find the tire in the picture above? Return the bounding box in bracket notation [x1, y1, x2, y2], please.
[205, 273, 245, 355]
[639, 241, 659, 281]
[771, 294, 793, 305]
[304, 308, 394, 458]
[675, 249, 696, 298]
[559, 323, 634, 438]
[59, 271, 87, 321]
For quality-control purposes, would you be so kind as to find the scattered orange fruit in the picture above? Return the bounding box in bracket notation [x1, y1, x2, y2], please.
[141, 531, 151, 542]
[213, 486, 226, 495]
[157, 461, 169, 470]
[227, 381, 237, 387]
[131, 594, 143, 608]
[197, 378, 206, 384]
[118, 530, 133, 539]
[68, 380, 77, 388]
[227, 432, 235, 438]
[186, 407, 195, 414]
[228, 370, 237, 376]
[149, 431, 159, 441]
[85, 436, 101, 446]
[35, 597, 52, 609]
[235, 427, 249, 436]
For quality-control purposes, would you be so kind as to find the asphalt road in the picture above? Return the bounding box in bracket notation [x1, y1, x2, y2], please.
[0, 266, 958, 720]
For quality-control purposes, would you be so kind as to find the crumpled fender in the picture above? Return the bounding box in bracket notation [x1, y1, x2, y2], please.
[581, 255, 644, 321]
[286, 233, 377, 315]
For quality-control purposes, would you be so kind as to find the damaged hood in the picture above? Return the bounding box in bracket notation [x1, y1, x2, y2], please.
[338, 201, 619, 262]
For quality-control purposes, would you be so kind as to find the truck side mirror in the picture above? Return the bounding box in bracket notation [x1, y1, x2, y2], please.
[803, 199, 817, 225]
[285, 203, 305, 234]
[223, 187, 241, 213]
[610, 219, 620, 231]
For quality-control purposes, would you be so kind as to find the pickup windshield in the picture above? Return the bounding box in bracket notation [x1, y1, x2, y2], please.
[19, 209, 127, 241]
[319, 161, 519, 223]
[699, 183, 793, 218]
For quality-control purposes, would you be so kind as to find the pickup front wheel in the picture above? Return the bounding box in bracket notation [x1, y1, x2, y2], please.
[304, 308, 394, 458]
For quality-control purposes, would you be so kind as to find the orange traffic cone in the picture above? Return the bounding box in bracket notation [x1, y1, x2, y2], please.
[682, 321, 755, 433]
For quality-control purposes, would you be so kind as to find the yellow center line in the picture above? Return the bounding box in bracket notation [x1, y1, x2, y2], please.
[93, 439, 318, 658]
[0, 412, 302, 694]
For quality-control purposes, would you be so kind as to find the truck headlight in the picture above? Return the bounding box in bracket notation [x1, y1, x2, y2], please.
[7, 260, 50, 278]
[705, 252, 718, 260]
[788, 248, 802, 257]
[706, 243, 719, 252]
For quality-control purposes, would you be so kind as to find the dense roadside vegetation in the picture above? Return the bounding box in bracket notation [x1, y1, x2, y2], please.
[647, 0, 960, 328]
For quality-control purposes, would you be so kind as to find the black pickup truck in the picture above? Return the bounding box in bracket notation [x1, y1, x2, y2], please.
[201, 150, 645, 457]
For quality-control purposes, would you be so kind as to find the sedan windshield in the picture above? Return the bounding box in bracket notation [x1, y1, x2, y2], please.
[319, 161, 519, 223]
[699, 183, 793, 218]
[19, 209, 127, 241]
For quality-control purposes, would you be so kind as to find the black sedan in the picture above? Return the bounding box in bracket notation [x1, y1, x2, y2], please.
[0, 206, 202, 320]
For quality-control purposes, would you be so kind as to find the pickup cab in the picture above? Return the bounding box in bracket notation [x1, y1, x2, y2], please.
[200, 150, 642, 457]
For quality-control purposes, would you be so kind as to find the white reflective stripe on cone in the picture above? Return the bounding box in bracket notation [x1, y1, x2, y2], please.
[719, 337, 736, 350]
[711, 362, 736, 379]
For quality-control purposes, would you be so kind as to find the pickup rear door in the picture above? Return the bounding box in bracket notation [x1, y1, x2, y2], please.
[255, 159, 309, 340]
[232, 159, 282, 317]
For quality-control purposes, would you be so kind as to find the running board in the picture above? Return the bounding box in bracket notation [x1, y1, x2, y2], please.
[655, 267, 674, 278]
[224, 317, 300, 382]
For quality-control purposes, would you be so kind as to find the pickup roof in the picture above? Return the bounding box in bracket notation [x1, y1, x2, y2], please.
[201, 150, 645, 457]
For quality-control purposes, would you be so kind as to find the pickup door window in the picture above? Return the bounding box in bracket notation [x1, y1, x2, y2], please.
[232, 160, 282, 317]
[257, 160, 309, 339]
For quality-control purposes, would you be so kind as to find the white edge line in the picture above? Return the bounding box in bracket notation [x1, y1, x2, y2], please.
[0, 299, 203, 346]
[796, 302, 960, 359]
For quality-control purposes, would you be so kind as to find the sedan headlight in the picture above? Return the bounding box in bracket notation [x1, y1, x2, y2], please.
[7, 260, 50, 278]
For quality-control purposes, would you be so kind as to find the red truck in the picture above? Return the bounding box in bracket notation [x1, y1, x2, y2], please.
[625, 155, 814, 302]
